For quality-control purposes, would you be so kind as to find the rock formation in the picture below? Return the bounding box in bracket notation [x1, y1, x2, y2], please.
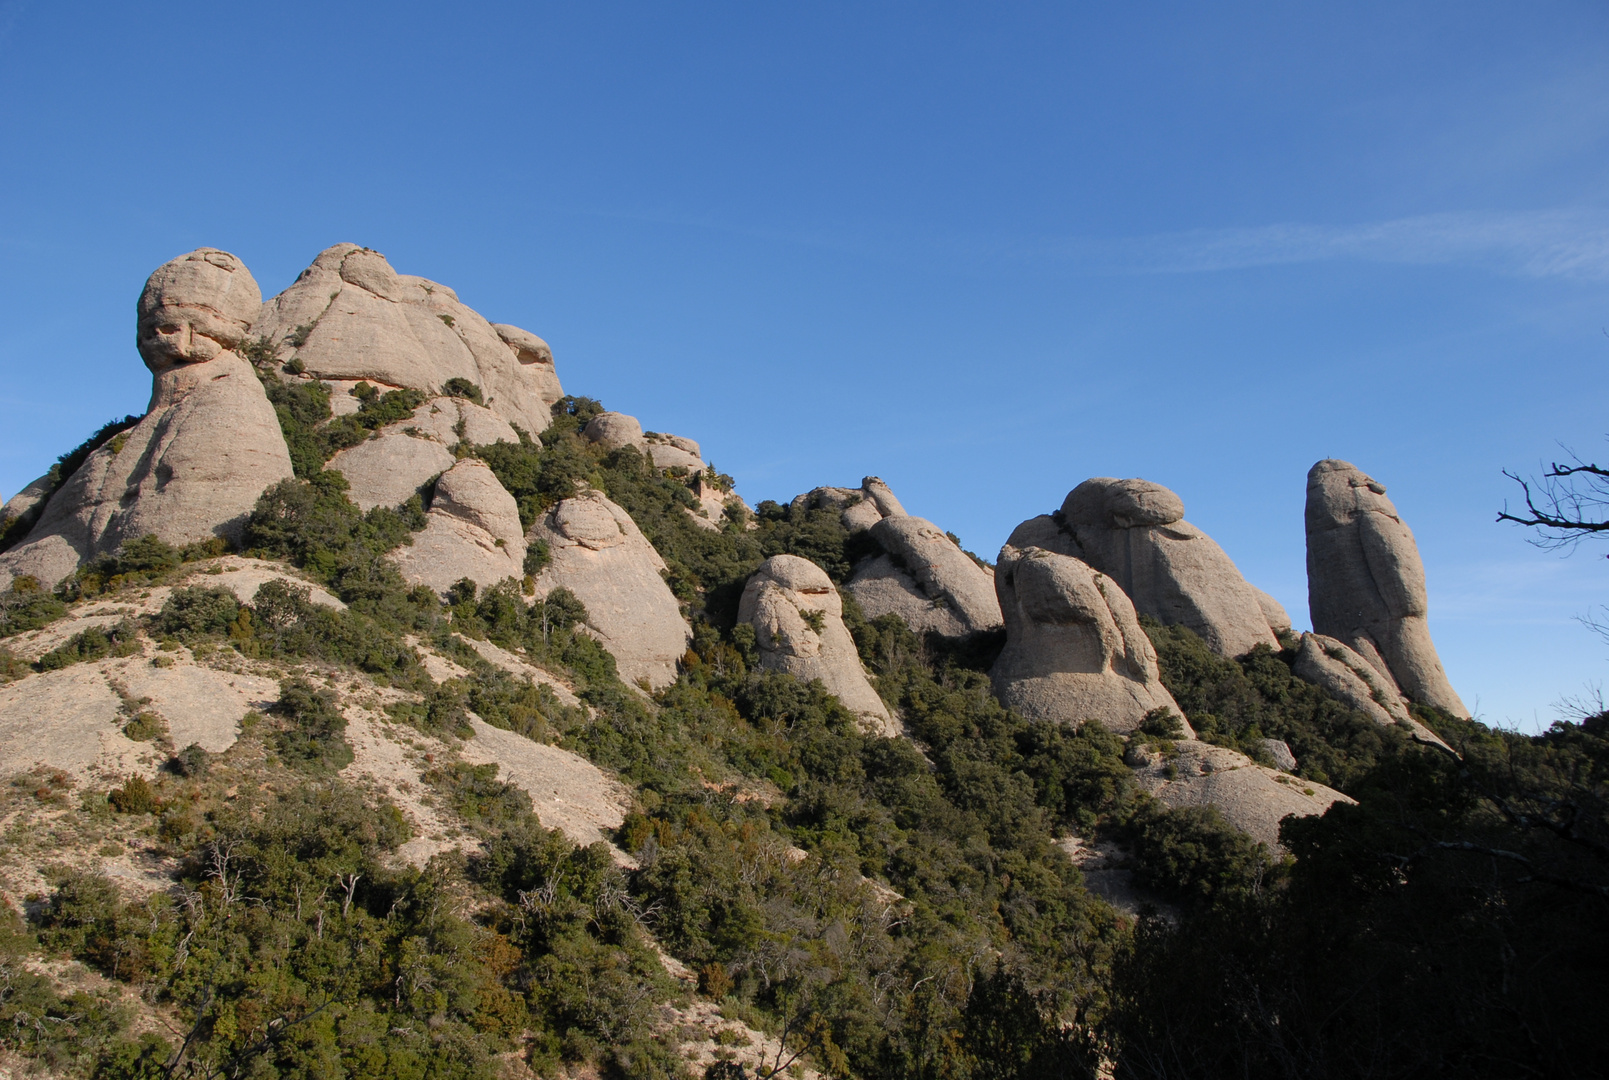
[250, 244, 562, 435]
[1306, 459, 1468, 717]
[846, 515, 1002, 637]
[791, 477, 906, 532]
[526, 489, 691, 689]
[0, 249, 293, 590]
[391, 459, 526, 595]
[582, 411, 707, 471]
[1060, 478, 1283, 658]
[738, 555, 896, 734]
[990, 543, 1183, 735]
[1129, 740, 1352, 850]
[327, 396, 518, 512]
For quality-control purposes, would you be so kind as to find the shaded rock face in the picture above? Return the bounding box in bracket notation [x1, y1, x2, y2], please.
[990, 544, 1182, 735]
[1061, 478, 1282, 658]
[846, 516, 1002, 637]
[1130, 741, 1353, 851]
[251, 244, 562, 435]
[1305, 460, 1468, 718]
[791, 477, 905, 533]
[738, 555, 895, 735]
[326, 396, 518, 512]
[391, 459, 526, 596]
[0, 249, 293, 589]
[526, 489, 691, 690]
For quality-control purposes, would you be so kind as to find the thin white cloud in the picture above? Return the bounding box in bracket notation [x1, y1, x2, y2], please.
[1064, 209, 1609, 279]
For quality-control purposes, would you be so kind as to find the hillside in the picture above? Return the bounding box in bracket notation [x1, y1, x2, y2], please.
[0, 245, 1602, 1080]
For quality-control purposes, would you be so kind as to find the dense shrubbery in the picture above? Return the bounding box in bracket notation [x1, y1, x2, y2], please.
[1143, 618, 1410, 790]
[0, 575, 67, 637]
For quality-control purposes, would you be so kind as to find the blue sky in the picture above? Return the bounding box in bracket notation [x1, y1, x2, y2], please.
[2, 2, 1607, 728]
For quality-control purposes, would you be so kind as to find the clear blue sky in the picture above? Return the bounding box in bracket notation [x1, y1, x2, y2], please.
[3, 2, 1607, 729]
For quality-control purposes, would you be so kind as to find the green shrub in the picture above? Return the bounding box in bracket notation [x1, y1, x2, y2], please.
[121, 712, 166, 743]
[108, 776, 159, 815]
[35, 619, 140, 670]
[441, 376, 483, 404]
[152, 586, 240, 638]
[0, 575, 68, 637]
[268, 677, 354, 772]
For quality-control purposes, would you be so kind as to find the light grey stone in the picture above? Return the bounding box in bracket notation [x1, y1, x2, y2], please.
[1131, 741, 1352, 851]
[583, 411, 645, 450]
[251, 244, 561, 435]
[391, 459, 526, 596]
[1061, 478, 1282, 658]
[1, 249, 293, 590]
[738, 554, 895, 734]
[846, 516, 1001, 637]
[792, 477, 909, 533]
[990, 543, 1183, 735]
[1258, 738, 1297, 772]
[1305, 459, 1469, 717]
[1252, 587, 1292, 635]
[527, 489, 690, 690]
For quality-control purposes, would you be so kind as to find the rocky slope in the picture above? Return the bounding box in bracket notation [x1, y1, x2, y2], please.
[0, 244, 1483, 1079]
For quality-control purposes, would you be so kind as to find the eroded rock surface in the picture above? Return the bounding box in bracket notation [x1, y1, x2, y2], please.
[791, 476, 906, 533]
[1, 248, 293, 589]
[1130, 741, 1352, 850]
[582, 411, 707, 471]
[990, 543, 1182, 735]
[1306, 459, 1468, 717]
[1061, 478, 1282, 658]
[251, 244, 563, 434]
[327, 396, 516, 511]
[392, 459, 526, 595]
[526, 489, 690, 689]
[846, 516, 1001, 637]
[738, 555, 895, 734]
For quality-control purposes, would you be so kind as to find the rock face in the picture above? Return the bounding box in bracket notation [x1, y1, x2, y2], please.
[1061, 478, 1282, 658]
[326, 396, 518, 512]
[250, 244, 563, 435]
[1130, 741, 1353, 850]
[791, 477, 906, 533]
[0, 249, 293, 590]
[392, 459, 526, 595]
[1305, 460, 1468, 718]
[582, 412, 707, 471]
[738, 555, 895, 734]
[846, 516, 1002, 637]
[990, 544, 1183, 735]
[526, 489, 691, 689]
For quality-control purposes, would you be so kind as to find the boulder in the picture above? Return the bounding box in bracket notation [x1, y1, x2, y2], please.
[846, 516, 1002, 637]
[0, 472, 55, 547]
[1289, 632, 1453, 751]
[0, 249, 293, 590]
[1130, 741, 1353, 850]
[526, 489, 690, 689]
[990, 543, 1183, 735]
[583, 411, 645, 450]
[791, 476, 906, 533]
[738, 555, 895, 734]
[391, 459, 526, 595]
[1252, 587, 1292, 636]
[1060, 478, 1282, 657]
[644, 432, 705, 472]
[582, 412, 707, 471]
[250, 244, 563, 435]
[1305, 460, 1469, 717]
[1258, 738, 1298, 772]
[326, 396, 517, 512]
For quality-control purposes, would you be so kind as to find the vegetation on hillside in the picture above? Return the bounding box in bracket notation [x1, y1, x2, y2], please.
[2, 394, 1605, 1078]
